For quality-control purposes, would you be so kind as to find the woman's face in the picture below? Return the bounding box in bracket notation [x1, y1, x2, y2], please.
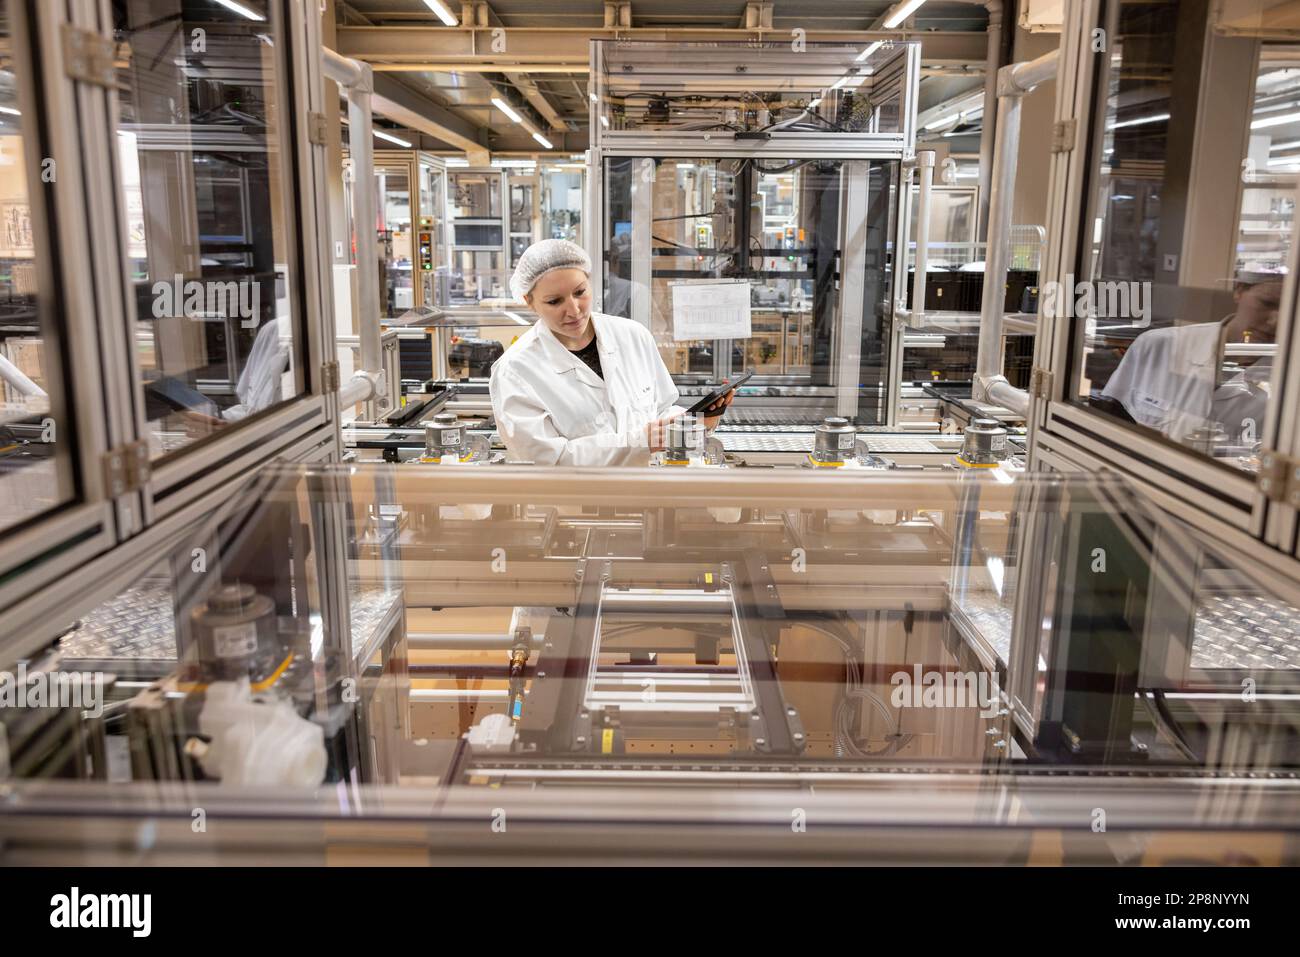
[527, 268, 592, 340]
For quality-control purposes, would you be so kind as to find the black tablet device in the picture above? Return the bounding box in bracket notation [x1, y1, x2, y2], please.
[684, 370, 754, 417]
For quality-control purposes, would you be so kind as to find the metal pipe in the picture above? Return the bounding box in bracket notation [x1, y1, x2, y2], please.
[911, 150, 935, 326]
[322, 47, 364, 87]
[0, 352, 45, 398]
[324, 47, 386, 413]
[973, 48, 1058, 407]
[946, 0, 1002, 240]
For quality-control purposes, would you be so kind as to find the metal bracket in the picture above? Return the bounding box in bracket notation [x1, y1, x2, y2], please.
[102, 441, 150, 497]
[1257, 450, 1300, 506]
[308, 112, 328, 145]
[321, 361, 340, 392]
[1051, 118, 1077, 154]
[1029, 367, 1053, 398]
[62, 26, 118, 89]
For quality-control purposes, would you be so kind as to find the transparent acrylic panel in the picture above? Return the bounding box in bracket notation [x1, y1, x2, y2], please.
[115, 0, 305, 460]
[603, 156, 897, 422]
[1067, 2, 1286, 474]
[542, 166, 582, 243]
[593, 39, 914, 138]
[376, 168, 413, 318]
[449, 250, 507, 304]
[6, 464, 1300, 864]
[0, 0, 75, 535]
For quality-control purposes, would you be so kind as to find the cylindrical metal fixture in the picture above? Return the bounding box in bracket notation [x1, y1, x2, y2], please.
[812, 416, 858, 464]
[959, 417, 1009, 466]
[190, 584, 278, 682]
[664, 414, 705, 463]
[425, 411, 466, 457]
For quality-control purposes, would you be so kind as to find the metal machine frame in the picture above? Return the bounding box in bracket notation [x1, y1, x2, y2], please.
[585, 38, 924, 423]
[0, 0, 343, 652]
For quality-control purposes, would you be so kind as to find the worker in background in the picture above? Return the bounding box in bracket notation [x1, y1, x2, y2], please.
[490, 238, 733, 466]
[1101, 271, 1281, 448]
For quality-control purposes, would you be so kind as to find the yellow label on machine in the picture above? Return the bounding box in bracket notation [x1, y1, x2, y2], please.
[601, 729, 614, 754]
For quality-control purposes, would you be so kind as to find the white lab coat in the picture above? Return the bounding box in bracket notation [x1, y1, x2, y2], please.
[1102, 320, 1270, 443]
[490, 311, 683, 466]
[223, 314, 294, 422]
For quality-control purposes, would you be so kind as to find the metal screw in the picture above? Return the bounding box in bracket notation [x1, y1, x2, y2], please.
[576, 736, 586, 745]
[786, 707, 796, 716]
[537, 671, 546, 678]
[793, 732, 804, 741]
[992, 740, 1007, 749]
[755, 738, 766, 747]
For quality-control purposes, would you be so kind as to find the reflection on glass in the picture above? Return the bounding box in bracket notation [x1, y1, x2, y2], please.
[604, 156, 896, 422]
[0, 0, 74, 534]
[1071, 2, 1286, 473]
[115, 0, 302, 459]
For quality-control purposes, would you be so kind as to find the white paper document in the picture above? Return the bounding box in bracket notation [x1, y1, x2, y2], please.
[670, 279, 752, 342]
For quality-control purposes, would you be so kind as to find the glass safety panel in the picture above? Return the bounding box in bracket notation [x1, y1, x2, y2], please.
[0, 0, 76, 535]
[448, 170, 507, 304]
[542, 164, 583, 243]
[417, 162, 444, 308]
[114, 0, 305, 460]
[604, 156, 897, 423]
[3, 464, 1300, 863]
[376, 167, 413, 318]
[1067, 0, 1289, 477]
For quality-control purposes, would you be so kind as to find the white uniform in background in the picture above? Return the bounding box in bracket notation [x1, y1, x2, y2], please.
[490, 311, 683, 466]
[223, 314, 294, 422]
[1102, 320, 1270, 443]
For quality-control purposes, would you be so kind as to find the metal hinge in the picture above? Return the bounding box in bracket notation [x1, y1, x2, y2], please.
[102, 441, 150, 497]
[1051, 118, 1077, 154]
[1257, 450, 1300, 506]
[307, 112, 328, 145]
[321, 361, 340, 392]
[62, 26, 118, 88]
[1029, 367, 1053, 398]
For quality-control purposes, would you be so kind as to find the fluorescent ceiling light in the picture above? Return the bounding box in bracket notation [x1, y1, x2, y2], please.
[844, 73, 867, 88]
[856, 40, 884, 62]
[421, 0, 459, 27]
[884, 0, 928, 29]
[808, 97, 822, 108]
[504, 311, 530, 325]
[830, 77, 847, 90]
[0, 106, 19, 116]
[599, 115, 609, 128]
[373, 128, 412, 147]
[1270, 139, 1300, 151]
[1253, 110, 1300, 130]
[492, 97, 523, 124]
[532, 132, 554, 149]
[1107, 112, 1169, 130]
[213, 0, 264, 21]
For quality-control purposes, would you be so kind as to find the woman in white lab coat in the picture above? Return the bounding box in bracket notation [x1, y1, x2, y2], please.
[490, 239, 732, 466]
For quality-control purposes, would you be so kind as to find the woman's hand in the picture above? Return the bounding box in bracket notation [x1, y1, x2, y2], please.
[645, 412, 682, 451]
[700, 386, 736, 430]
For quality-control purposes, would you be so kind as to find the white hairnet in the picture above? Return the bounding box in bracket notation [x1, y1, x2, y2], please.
[509, 238, 592, 302]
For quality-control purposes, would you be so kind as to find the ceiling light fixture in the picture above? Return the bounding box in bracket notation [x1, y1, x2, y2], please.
[213, 0, 265, 21]
[532, 132, 554, 149]
[492, 97, 523, 124]
[421, 0, 459, 27]
[884, 0, 928, 29]
[373, 128, 412, 147]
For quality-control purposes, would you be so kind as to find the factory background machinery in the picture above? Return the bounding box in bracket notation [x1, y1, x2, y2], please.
[1, 0, 1300, 865]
